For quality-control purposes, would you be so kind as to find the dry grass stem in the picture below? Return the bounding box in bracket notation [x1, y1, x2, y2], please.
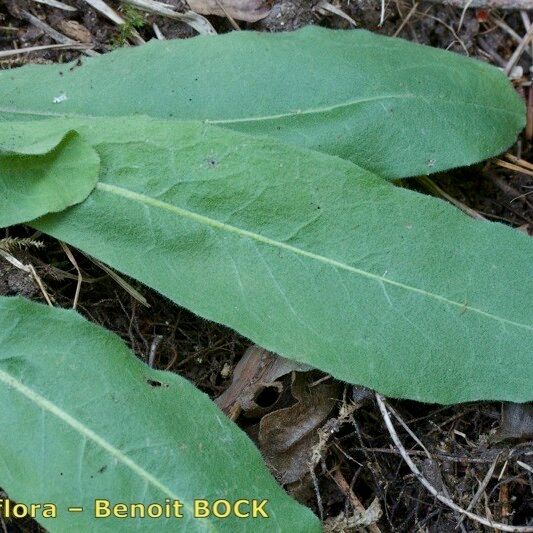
[0, 42, 90, 58]
[121, 0, 216, 35]
[393, 1, 419, 37]
[21, 10, 99, 57]
[31, 0, 76, 10]
[60, 242, 83, 309]
[495, 158, 533, 177]
[505, 21, 533, 75]
[418, 176, 486, 220]
[376, 393, 533, 532]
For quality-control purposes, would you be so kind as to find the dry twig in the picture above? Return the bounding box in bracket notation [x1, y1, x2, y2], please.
[418, 176, 486, 220]
[82, 0, 145, 44]
[331, 469, 382, 533]
[31, 0, 76, 10]
[422, 0, 533, 8]
[0, 42, 91, 59]
[81, 252, 149, 308]
[376, 393, 533, 532]
[493, 17, 532, 58]
[0, 249, 53, 306]
[393, 1, 419, 37]
[505, 22, 533, 76]
[59, 242, 82, 310]
[213, 0, 241, 30]
[495, 158, 533, 177]
[21, 10, 98, 57]
[456, 455, 500, 528]
[121, 0, 216, 35]
[315, 1, 357, 26]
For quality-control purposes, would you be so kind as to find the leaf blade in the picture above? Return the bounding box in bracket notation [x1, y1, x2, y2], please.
[0, 296, 320, 532]
[0, 27, 524, 178]
[95, 182, 531, 334]
[0, 125, 99, 228]
[18, 116, 532, 404]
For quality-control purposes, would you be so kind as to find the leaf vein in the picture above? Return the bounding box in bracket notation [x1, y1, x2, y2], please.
[96, 182, 533, 332]
[0, 367, 211, 529]
[0, 92, 521, 123]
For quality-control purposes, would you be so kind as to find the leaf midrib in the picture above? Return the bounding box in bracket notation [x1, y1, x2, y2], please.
[96, 182, 532, 332]
[0, 365, 213, 531]
[0, 92, 521, 123]
[207, 94, 413, 124]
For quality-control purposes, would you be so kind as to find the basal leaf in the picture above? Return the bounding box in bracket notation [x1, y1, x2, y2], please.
[18, 117, 532, 404]
[0, 27, 524, 178]
[0, 296, 320, 532]
[0, 124, 99, 228]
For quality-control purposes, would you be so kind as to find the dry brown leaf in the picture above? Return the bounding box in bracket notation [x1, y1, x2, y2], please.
[215, 345, 311, 417]
[57, 20, 93, 43]
[187, 0, 270, 22]
[259, 373, 340, 484]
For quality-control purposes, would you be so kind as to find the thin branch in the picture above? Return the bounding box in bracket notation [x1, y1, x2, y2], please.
[456, 455, 500, 528]
[376, 393, 533, 533]
[422, 0, 533, 8]
[31, 0, 76, 11]
[393, 1, 419, 37]
[0, 250, 53, 306]
[21, 10, 98, 57]
[82, 0, 145, 44]
[121, 0, 216, 35]
[505, 22, 533, 76]
[418, 176, 486, 220]
[0, 43, 90, 59]
[60, 242, 83, 310]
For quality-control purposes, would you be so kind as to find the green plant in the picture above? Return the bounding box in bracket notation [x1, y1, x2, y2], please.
[0, 128, 99, 228]
[0, 297, 319, 531]
[113, 4, 146, 47]
[0, 27, 523, 178]
[0, 27, 530, 530]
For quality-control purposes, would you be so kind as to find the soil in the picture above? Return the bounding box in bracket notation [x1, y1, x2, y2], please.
[0, 1, 532, 531]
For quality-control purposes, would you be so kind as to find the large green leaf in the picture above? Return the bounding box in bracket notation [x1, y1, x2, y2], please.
[0, 296, 320, 532]
[0, 125, 99, 228]
[13, 117, 531, 404]
[0, 27, 523, 179]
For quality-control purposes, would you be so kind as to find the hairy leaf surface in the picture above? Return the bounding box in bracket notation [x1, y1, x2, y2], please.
[0, 296, 319, 532]
[0, 27, 524, 178]
[15, 117, 532, 404]
[0, 125, 99, 228]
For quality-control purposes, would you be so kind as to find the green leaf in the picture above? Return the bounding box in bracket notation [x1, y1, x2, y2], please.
[0, 296, 320, 532]
[18, 116, 532, 404]
[0, 125, 99, 228]
[0, 27, 523, 178]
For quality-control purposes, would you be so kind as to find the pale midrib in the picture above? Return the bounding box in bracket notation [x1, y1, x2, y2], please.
[206, 94, 411, 124]
[0, 93, 521, 123]
[0, 366, 212, 531]
[97, 182, 532, 333]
